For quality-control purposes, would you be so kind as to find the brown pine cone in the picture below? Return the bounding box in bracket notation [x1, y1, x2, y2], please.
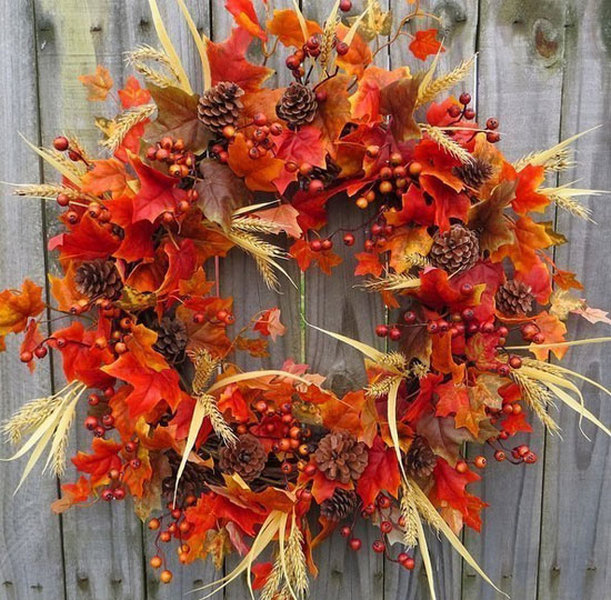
[320, 488, 358, 521]
[197, 81, 244, 135]
[429, 224, 480, 273]
[162, 450, 212, 502]
[153, 317, 188, 363]
[75, 259, 123, 300]
[314, 431, 368, 484]
[454, 159, 493, 189]
[275, 83, 318, 128]
[218, 434, 267, 482]
[404, 436, 436, 480]
[495, 280, 534, 316]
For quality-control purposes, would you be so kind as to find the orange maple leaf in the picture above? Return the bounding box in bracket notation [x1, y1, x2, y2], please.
[409, 29, 445, 61]
[267, 9, 322, 47]
[81, 158, 133, 198]
[0, 280, 45, 342]
[254, 308, 287, 342]
[289, 238, 342, 274]
[78, 65, 113, 101]
[512, 164, 550, 214]
[225, 0, 267, 40]
[529, 311, 568, 360]
[118, 75, 151, 108]
[227, 133, 284, 192]
[72, 438, 122, 486]
[335, 24, 372, 79]
[350, 66, 410, 123]
[354, 251, 384, 277]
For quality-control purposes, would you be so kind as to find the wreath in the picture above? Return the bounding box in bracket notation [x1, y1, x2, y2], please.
[1, 1, 609, 598]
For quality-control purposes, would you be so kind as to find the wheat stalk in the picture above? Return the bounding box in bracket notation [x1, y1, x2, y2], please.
[126, 44, 179, 75]
[366, 376, 397, 398]
[1, 395, 60, 445]
[420, 124, 474, 164]
[510, 370, 560, 433]
[417, 56, 475, 107]
[360, 272, 420, 293]
[320, 13, 341, 72]
[286, 517, 308, 598]
[67, 136, 93, 164]
[13, 183, 97, 204]
[100, 104, 156, 153]
[401, 482, 420, 548]
[189, 348, 219, 396]
[379, 351, 408, 372]
[197, 393, 238, 446]
[261, 557, 284, 600]
[540, 185, 604, 221]
[231, 216, 283, 235]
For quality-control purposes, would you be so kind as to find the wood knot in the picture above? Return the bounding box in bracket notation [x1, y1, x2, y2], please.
[90, 25, 102, 33]
[533, 18, 560, 59]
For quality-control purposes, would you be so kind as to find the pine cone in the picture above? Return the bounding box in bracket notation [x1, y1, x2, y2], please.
[218, 434, 267, 482]
[496, 280, 534, 316]
[197, 82, 244, 135]
[429, 224, 480, 273]
[454, 159, 493, 189]
[75, 259, 123, 300]
[404, 436, 436, 480]
[162, 450, 212, 501]
[314, 431, 368, 484]
[153, 317, 188, 363]
[320, 488, 358, 521]
[276, 83, 318, 128]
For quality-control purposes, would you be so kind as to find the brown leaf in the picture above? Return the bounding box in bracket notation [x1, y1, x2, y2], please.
[147, 85, 210, 153]
[380, 76, 422, 142]
[195, 160, 253, 229]
[78, 65, 113, 101]
[416, 413, 471, 465]
[311, 74, 352, 152]
[468, 180, 516, 253]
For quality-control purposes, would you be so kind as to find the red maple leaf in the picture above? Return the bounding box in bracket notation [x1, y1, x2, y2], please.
[72, 438, 122, 487]
[20, 319, 43, 373]
[51, 476, 92, 514]
[130, 156, 187, 223]
[102, 352, 185, 418]
[156, 239, 198, 298]
[512, 164, 549, 215]
[419, 175, 471, 231]
[225, 0, 267, 40]
[356, 436, 401, 507]
[430, 457, 480, 518]
[409, 29, 445, 61]
[208, 28, 273, 92]
[289, 238, 342, 274]
[354, 251, 384, 277]
[118, 75, 151, 108]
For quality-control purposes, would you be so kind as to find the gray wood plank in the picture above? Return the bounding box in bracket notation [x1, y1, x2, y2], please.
[537, 1, 611, 598]
[384, 2, 479, 599]
[463, 2, 569, 599]
[0, 1, 66, 599]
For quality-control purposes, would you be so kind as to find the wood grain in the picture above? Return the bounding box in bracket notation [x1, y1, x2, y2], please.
[0, 2, 66, 600]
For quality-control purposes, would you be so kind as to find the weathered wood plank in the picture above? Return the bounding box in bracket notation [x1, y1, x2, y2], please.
[537, 1, 611, 598]
[384, 2, 479, 598]
[463, 2, 569, 599]
[0, 2, 66, 600]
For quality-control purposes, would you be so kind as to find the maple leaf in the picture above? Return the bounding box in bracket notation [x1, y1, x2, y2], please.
[385, 226, 433, 273]
[156, 239, 198, 298]
[51, 476, 91, 514]
[49, 262, 88, 312]
[380, 76, 421, 142]
[179, 267, 215, 297]
[430, 457, 480, 519]
[335, 25, 372, 79]
[491, 216, 554, 273]
[273, 126, 326, 194]
[20, 319, 43, 373]
[416, 413, 471, 465]
[102, 352, 185, 417]
[414, 268, 483, 312]
[81, 158, 132, 198]
[50, 321, 116, 388]
[465, 331, 503, 372]
[553, 269, 584, 291]
[217, 384, 250, 423]
[351, 66, 410, 123]
[573, 305, 611, 326]
[125, 324, 168, 373]
[123, 444, 153, 498]
[48, 213, 120, 264]
[195, 159, 253, 228]
[227, 133, 284, 192]
[130, 155, 187, 223]
[72, 438, 122, 486]
[289, 238, 342, 274]
[431, 332, 465, 384]
[356, 437, 401, 507]
[515, 258, 552, 304]
[225, 0, 266, 40]
[354, 251, 384, 277]
[267, 9, 322, 47]
[502, 412, 533, 435]
[118, 75, 151, 108]
[512, 164, 550, 215]
[253, 204, 302, 238]
[311, 74, 352, 153]
[208, 28, 273, 92]
[291, 189, 329, 231]
[319, 390, 367, 440]
[254, 308, 287, 342]
[453, 260, 505, 324]
[409, 29, 445, 61]
[529, 311, 567, 360]
[179, 296, 233, 356]
[419, 175, 471, 231]
[468, 180, 516, 253]
[147, 85, 210, 154]
[0, 280, 45, 341]
[78, 65, 113, 101]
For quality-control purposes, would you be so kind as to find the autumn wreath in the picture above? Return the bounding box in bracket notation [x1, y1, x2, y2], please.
[1, 1, 610, 598]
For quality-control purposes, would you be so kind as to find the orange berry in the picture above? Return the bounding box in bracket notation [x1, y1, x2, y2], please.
[222, 125, 236, 139]
[455, 460, 468, 474]
[474, 455, 487, 469]
[356, 197, 368, 209]
[379, 181, 393, 194]
[409, 161, 422, 176]
[150, 555, 163, 569]
[160, 570, 173, 584]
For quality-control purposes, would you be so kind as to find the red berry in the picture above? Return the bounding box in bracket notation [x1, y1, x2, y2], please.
[315, 89, 328, 103]
[402, 557, 416, 570]
[193, 312, 205, 324]
[375, 324, 389, 338]
[480, 322, 495, 334]
[101, 489, 114, 502]
[125, 441, 137, 453]
[389, 327, 402, 341]
[487, 132, 501, 143]
[380, 521, 393, 534]
[459, 92, 471, 105]
[498, 365, 510, 377]
[372, 540, 385, 553]
[270, 122, 283, 136]
[339, 0, 352, 11]
[448, 104, 462, 118]
[310, 239, 323, 252]
[336, 41, 349, 56]
[102, 414, 115, 427]
[460, 282, 474, 296]
[509, 356, 523, 369]
[455, 460, 468, 474]
[474, 455, 487, 469]
[426, 321, 439, 334]
[321, 239, 333, 251]
[403, 311, 416, 324]
[248, 147, 260, 160]
[461, 308, 475, 321]
[464, 108, 476, 120]
[53, 136, 70, 151]
[340, 525, 351, 537]
[349, 538, 362, 551]
[84, 416, 98, 431]
[524, 451, 538, 464]
[93, 426, 106, 438]
[253, 112, 267, 126]
[494, 450, 506, 462]
[19, 351, 33, 363]
[160, 570, 173, 584]
[113, 487, 126, 500]
[150, 555, 163, 569]
[308, 179, 325, 194]
[377, 495, 391, 509]
[343, 233, 355, 246]
[486, 118, 499, 130]
[148, 518, 161, 530]
[532, 333, 545, 344]
[304, 464, 317, 476]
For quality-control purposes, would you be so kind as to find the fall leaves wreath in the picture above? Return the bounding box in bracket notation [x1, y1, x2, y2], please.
[1, 1, 610, 599]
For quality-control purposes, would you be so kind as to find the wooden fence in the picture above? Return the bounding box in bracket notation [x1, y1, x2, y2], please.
[0, 1, 610, 599]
